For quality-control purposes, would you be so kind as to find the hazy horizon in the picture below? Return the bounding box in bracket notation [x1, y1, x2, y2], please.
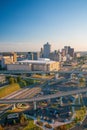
[1, 0, 87, 52]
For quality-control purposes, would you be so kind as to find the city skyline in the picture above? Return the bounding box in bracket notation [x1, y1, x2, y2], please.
[1, 0, 87, 52]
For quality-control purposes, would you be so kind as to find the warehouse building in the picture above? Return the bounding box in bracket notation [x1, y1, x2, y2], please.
[7, 58, 60, 72]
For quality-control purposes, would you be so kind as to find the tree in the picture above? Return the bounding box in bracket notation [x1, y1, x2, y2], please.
[17, 76, 21, 82]
[79, 77, 86, 87]
[20, 116, 25, 125]
[54, 125, 67, 130]
[14, 78, 17, 83]
[20, 80, 27, 86]
[20, 113, 27, 125]
[9, 77, 15, 84]
[74, 117, 79, 123]
[37, 116, 40, 121]
[13, 119, 16, 125]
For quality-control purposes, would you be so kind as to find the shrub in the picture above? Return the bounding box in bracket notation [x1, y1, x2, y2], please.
[36, 121, 43, 126]
[45, 123, 52, 129]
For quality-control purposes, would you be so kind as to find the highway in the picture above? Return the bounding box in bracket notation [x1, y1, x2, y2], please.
[2, 87, 41, 99]
[0, 87, 87, 104]
[0, 87, 41, 116]
[0, 70, 44, 74]
[0, 70, 87, 74]
[0, 73, 48, 81]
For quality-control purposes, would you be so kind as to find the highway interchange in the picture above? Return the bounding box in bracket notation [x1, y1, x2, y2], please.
[0, 69, 87, 129]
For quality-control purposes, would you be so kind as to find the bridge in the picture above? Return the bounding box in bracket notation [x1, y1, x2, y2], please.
[0, 70, 87, 75]
[0, 87, 87, 104]
[0, 70, 46, 74]
[0, 73, 49, 81]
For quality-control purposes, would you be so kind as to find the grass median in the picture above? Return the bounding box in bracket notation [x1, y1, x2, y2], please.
[0, 83, 21, 98]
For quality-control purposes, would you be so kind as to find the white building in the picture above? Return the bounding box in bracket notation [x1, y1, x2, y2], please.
[7, 58, 60, 72]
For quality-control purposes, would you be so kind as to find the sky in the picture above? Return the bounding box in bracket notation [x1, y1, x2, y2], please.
[0, 0, 87, 52]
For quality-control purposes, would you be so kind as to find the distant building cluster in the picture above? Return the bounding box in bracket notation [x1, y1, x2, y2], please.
[61, 46, 74, 61]
[40, 43, 74, 62]
[0, 42, 84, 71]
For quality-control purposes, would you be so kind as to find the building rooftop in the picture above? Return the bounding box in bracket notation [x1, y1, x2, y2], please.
[18, 58, 56, 64]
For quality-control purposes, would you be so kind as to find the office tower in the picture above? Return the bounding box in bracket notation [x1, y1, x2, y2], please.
[68, 48, 74, 57]
[61, 49, 66, 57]
[40, 47, 43, 58]
[27, 52, 40, 60]
[27, 52, 33, 60]
[33, 52, 40, 60]
[43, 42, 51, 58]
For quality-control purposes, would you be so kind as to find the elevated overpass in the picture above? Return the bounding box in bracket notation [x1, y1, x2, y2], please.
[0, 70, 87, 75]
[0, 70, 46, 74]
[0, 87, 87, 104]
[0, 73, 49, 81]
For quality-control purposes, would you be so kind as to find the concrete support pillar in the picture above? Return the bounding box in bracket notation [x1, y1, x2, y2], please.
[86, 92, 87, 97]
[79, 94, 84, 106]
[55, 73, 59, 80]
[60, 97, 63, 106]
[72, 100, 75, 114]
[72, 105, 75, 114]
[78, 94, 81, 105]
[48, 80, 50, 85]
[70, 73, 75, 79]
[34, 101, 36, 110]
[12, 104, 16, 110]
[48, 98, 51, 104]
[72, 98, 75, 114]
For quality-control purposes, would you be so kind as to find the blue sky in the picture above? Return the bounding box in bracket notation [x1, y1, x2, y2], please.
[0, 0, 87, 51]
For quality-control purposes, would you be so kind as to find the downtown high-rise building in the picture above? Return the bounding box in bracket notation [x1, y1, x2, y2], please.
[62, 46, 74, 57]
[43, 42, 51, 58]
[27, 52, 40, 60]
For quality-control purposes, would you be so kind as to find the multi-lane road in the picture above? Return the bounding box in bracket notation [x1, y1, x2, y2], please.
[0, 87, 87, 104]
[2, 87, 41, 99]
[0, 86, 41, 116]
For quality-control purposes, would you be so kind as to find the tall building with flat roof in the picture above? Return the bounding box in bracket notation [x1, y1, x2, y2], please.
[43, 42, 51, 58]
[27, 52, 40, 60]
